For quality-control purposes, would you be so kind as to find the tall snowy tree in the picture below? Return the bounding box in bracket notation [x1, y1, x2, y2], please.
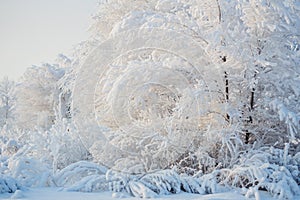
[66, 0, 300, 184]
[0, 77, 16, 129]
[15, 64, 64, 131]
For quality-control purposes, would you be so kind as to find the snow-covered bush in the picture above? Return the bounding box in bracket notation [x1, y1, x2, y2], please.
[109, 169, 221, 198]
[52, 163, 215, 197]
[136, 170, 182, 195]
[54, 161, 107, 189]
[8, 156, 54, 187]
[196, 146, 300, 199]
[2, 139, 20, 156]
[49, 119, 91, 171]
[0, 130, 53, 188]
[0, 175, 20, 194]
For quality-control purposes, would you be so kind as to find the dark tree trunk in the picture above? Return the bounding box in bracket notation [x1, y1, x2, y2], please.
[245, 72, 256, 144]
[224, 71, 230, 122]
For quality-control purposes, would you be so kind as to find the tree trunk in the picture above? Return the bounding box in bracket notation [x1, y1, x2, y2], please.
[224, 71, 230, 122]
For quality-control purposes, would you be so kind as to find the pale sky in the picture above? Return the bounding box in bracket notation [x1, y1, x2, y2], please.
[0, 0, 98, 80]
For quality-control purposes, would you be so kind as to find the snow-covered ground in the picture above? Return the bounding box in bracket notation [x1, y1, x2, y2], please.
[0, 188, 280, 200]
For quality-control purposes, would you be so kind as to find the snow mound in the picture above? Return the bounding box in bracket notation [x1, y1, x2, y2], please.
[10, 189, 25, 199]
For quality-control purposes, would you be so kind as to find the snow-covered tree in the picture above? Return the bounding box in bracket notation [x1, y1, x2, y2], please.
[66, 1, 300, 198]
[1, 0, 299, 198]
[217, 0, 300, 146]
[67, 0, 300, 171]
[15, 64, 64, 131]
[0, 77, 16, 129]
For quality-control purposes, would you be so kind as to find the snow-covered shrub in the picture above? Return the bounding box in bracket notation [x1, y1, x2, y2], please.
[105, 170, 132, 193]
[54, 161, 107, 189]
[1, 132, 53, 188]
[49, 120, 91, 171]
[138, 170, 182, 195]
[0, 175, 20, 194]
[106, 169, 213, 197]
[113, 169, 219, 198]
[57, 167, 215, 197]
[128, 181, 158, 198]
[171, 128, 244, 178]
[180, 176, 206, 194]
[63, 174, 108, 192]
[15, 129, 53, 165]
[8, 156, 54, 187]
[198, 146, 300, 199]
[3, 139, 20, 156]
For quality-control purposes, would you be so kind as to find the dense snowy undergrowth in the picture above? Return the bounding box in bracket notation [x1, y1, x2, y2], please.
[1, 0, 300, 199]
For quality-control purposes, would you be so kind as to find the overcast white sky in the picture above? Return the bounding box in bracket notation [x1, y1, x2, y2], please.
[0, 0, 98, 80]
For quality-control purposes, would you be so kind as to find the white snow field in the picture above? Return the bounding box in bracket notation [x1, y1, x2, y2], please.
[0, 188, 281, 200]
